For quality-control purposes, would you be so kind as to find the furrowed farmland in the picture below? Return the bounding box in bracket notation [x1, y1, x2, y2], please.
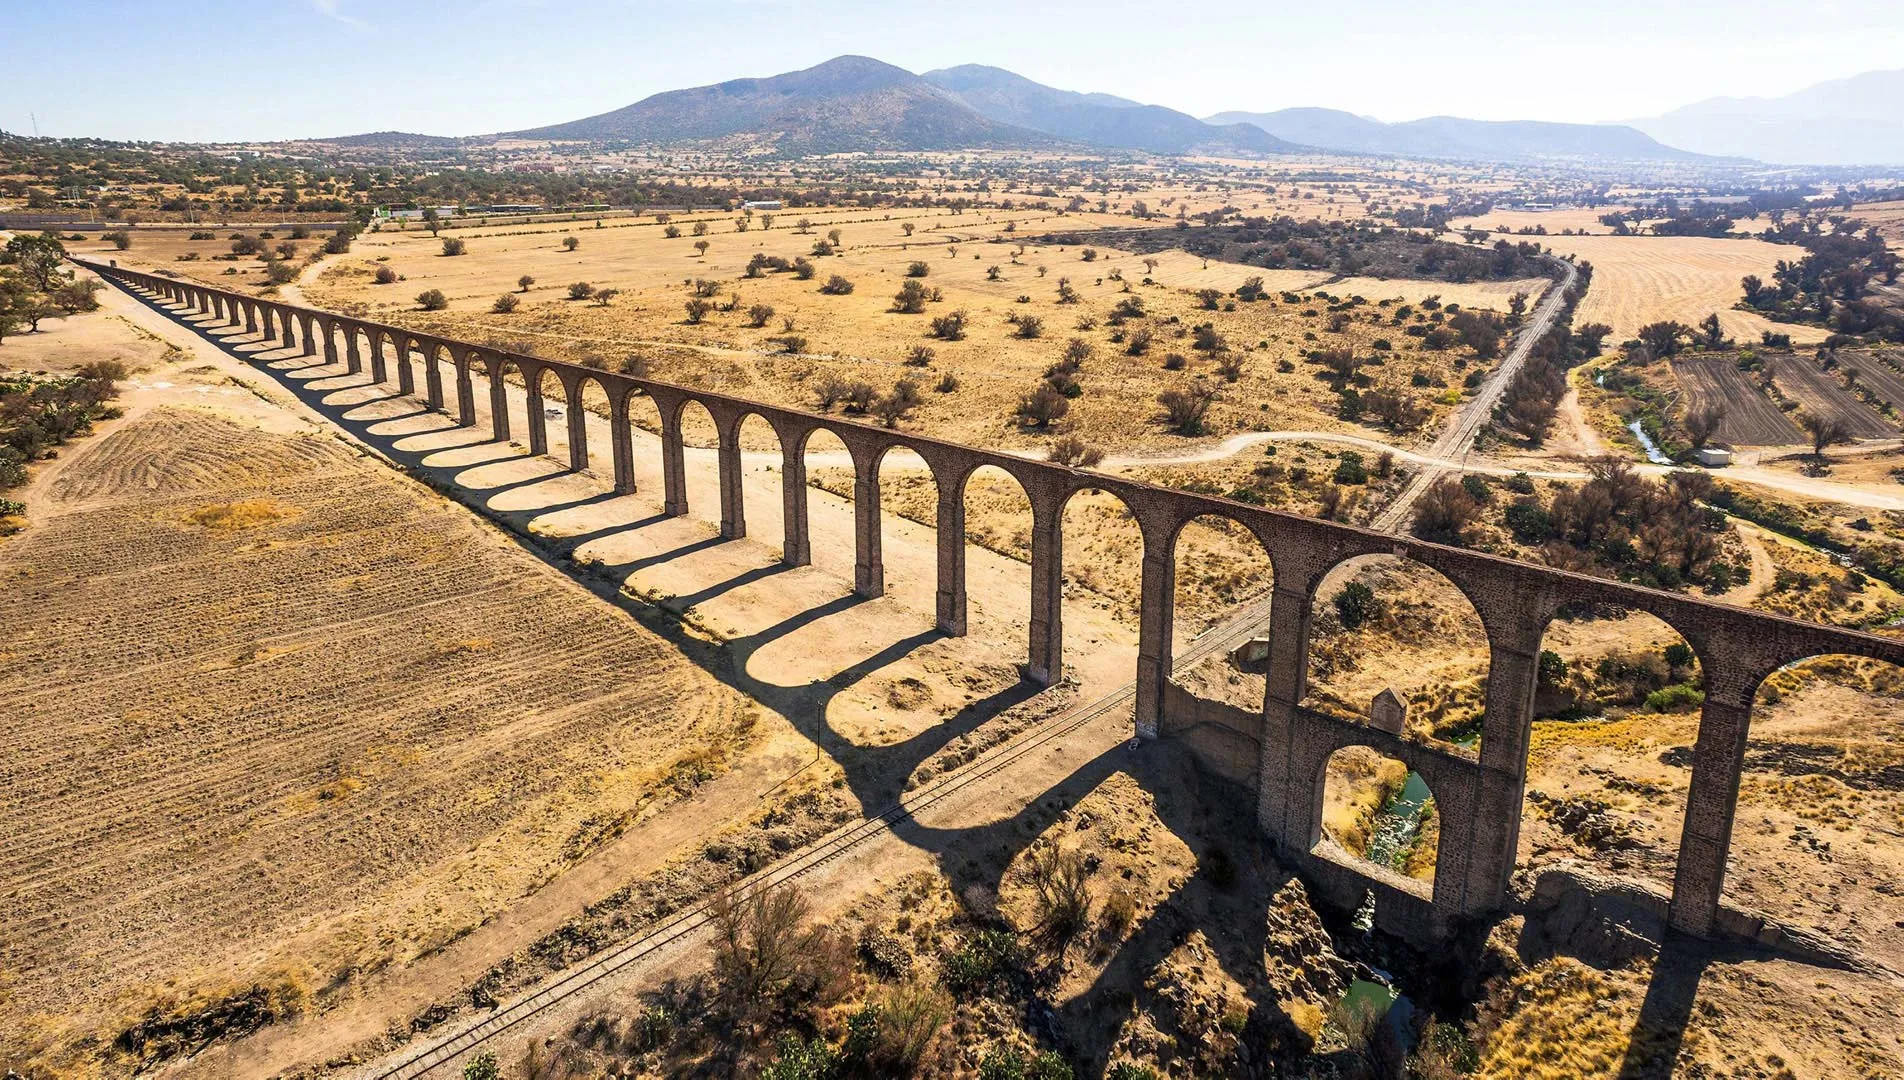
[1669, 357, 1802, 445]
[0, 408, 753, 1071]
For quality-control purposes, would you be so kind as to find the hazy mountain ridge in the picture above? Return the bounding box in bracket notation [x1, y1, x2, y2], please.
[1205, 107, 1702, 162]
[1630, 69, 1904, 166]
[921, 64, 1305, 155]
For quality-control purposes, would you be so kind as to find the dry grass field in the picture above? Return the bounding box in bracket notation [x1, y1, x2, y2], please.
[0, 408, 756, 1075]
[79, 199, 1536, 462]
[1529, 234, 1833, 346]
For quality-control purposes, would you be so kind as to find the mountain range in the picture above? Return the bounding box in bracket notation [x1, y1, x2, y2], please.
[1627, 69, 1904, 166]
[333, 55, 1895, 167]
[1203, 107, 1698, 163]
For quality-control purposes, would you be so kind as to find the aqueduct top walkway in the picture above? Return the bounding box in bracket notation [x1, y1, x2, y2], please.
[82, 258, 1904, 946]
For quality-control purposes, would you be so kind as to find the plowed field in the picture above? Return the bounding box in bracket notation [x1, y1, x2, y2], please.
[0, 408, 751, 1073]
[1670, 358, 1801, 445]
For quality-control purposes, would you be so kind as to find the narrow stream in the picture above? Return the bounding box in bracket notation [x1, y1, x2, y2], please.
[1627, 419, 1672, 465]
[1364, 772, 1432, 871]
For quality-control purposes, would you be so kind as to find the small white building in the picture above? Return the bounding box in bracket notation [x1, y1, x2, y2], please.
[1694, 446, 1733, 468]
[741, 200, 783, 211]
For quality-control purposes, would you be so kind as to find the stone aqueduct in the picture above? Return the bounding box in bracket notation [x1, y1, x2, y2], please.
[87, 259, 1904, 947]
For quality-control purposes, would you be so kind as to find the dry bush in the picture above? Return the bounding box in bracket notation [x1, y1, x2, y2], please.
[1046, 435, 1104, 469]
[706, 883, 850, 1024]
[1411, 476, 1483, 545]
[1026, 845, 1091, 947]
[184, 500, 292, 530]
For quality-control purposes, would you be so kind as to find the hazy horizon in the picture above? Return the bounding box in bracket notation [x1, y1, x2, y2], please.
[4, 0, 1902, 142]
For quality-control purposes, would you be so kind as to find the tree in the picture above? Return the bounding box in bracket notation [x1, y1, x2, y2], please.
[820, 274, 854, 295]
[685, 298, 712, 323]
[1013, 315, 1043, 339]
[1797, 411, 1849, 458]
[562, 235, 580, 251]
[592, 288, 619, 306]
[1636, 321, 1690, 358]
[491, 294, 519, 314]
[441, 238, 466, 256]
[1047, 434, 1104, 468]
[747, 303, 775, 328]
[906, 261, 929, 278]
[929, 310, 967, 341]
[663, 224, 682, 239]
[416, 289, 448, 311]
[518, 274, 535, 292]
[1684, 403, 1726, 450]
[873, 378, 921, 428]
[901, 222, 915, 237]
[1157, 380, 1218, 435]
[568, 281, 595, 300]
[373, 265, 399, 285]
[1697, 313, 1730, 350]
[5, 232, 68, 290]
[694, 240, 711, 258]
[891, 280, 929, 314]
[1016, 383, 1069, 427]
[422, 207, 441, 236]
[1411, 476, 1482, 545]
[52, 279, 103, 314]
[103, 230, 133, 251]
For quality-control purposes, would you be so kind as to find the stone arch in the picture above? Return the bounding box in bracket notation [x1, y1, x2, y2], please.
[1314, 743, 1440, 897]
[789, 423, 859, 586]
[1517, 605, 1705, 903]
[1722, 652, 1904, 938]
[1302, 551, 1492, 754]
[931, 457, 1030, 643]
[551, 369, 607, 475]
[421, 340, 448, 411]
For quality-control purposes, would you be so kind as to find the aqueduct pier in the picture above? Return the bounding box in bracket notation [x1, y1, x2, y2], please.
[82, 259, 1904, 948]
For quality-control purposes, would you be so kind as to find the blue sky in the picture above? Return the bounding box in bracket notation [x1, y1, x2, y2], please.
[6, 0, 1901, 141]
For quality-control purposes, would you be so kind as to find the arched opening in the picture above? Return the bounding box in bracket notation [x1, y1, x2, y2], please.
[1518, 606, 1702, 899]
[673, 399, 721, 523]
[1168, 512, 1275, 709]
[1318, 745, 1438, 890]
[864, 444, 940, 614]
[734, 412, 784, 551]
[526, 365, 564, 457]
[1729, 653, 1904, 947]
[955, 463, 1034, 645]
[1303, 554, 1490, 756]
[487, 355, 533, 447]
[1058, 485, 1144, 693]
[798, 426, 856, 587]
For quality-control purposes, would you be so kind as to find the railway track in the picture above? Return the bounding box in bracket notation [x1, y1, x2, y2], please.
[1371, 257, 1579, 532]
[367, 590, 1279, 1078]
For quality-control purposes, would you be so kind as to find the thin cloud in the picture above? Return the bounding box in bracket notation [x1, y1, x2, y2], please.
[312, 0, 371, 31]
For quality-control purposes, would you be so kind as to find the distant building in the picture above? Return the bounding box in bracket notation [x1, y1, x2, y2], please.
[1694, 447, 1733, 468]
[741, 200, 783, 211]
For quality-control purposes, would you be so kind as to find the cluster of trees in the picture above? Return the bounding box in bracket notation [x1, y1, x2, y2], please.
[1740, 223, 1902, 342]
[813, 371, 924, 428]
[1491, 271, 1608, 447]
[1482, 461, 1738, 591]
[0, 233, 104, 342]
[1072, 219, 1557, 286]
[2, 361, 125, 497]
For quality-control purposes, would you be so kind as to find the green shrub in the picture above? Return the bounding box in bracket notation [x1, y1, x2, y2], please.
[1334, 581, 1377, 630]
[942, 929, 1022, 995]
[1644, 683, 1705, 712]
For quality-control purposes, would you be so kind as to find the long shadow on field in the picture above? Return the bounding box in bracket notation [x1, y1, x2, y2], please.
[118, 283, 1058, 836]
[117, 278, 1311, 1080]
